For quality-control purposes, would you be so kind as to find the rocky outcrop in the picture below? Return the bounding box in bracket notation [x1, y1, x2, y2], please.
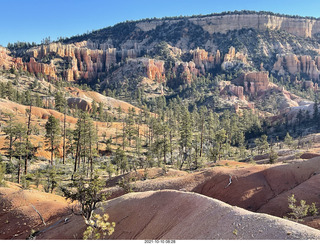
[0, 47, 24, 70]
[220, 84, 245, 100]
[173, 61, 199, 84]
[191, 48, 215, 74]
[141, 58, 165, 82]
[67, 97, 92, 112]
[219, 81, 245, 100]
[221, 47, 248, 70]
[244, 71, 270, 95]
[232, 71, 270, 96]
[303, 80, 319, 91]
[26, 58, 57, 80]
[25, 41, 140, 81]
[228, 84, 244, 100]
[273, 54, 320, 81]
[0, 47, 12, 69]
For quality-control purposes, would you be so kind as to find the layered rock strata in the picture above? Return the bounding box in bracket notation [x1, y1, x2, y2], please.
[273, 54, 320, 81]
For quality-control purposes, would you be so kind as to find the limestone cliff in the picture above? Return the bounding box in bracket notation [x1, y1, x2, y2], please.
[136, 13, 320, 38]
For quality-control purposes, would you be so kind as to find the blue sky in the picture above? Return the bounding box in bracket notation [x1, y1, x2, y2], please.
[1, 0, 320, 47]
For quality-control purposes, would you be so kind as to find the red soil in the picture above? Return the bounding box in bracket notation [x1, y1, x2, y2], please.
[0, 184, 72, 239]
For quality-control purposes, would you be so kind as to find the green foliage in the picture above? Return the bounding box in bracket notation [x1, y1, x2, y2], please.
[0, 160, 6, 186]
[284, 132, 293, 149]
[117, 177, 133, 193]
[269, 148, 278, 164]
[309, 203, 319, 216]
[54, 91, 67, 113]
[45, 115, 61, 164]
[43, 166, 58, 193]
[112, 148, 128, 174]
[83, 213, 115, 240]
[61, 173, 108, 220]
[285, 194, 318, 222]
[255, 135, 269, 154]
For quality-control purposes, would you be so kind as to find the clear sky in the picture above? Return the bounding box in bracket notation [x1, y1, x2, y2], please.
[1, 0, 320, 47]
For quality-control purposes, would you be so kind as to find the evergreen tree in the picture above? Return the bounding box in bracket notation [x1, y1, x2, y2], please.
[45, 115, 61, 165]
[255, 134, 269, 154]
[112, 148, 128, 174]
[284, 132, 293, 149]
[296, 109, 304, 128]
[54, 91, 67, 112]
[179, 106, 192, 169]
[91, 100, 98, 119]
[313, 100, 320, 129]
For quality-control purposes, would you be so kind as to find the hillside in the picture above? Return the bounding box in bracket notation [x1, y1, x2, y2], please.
[32, 190, 320, 240]
[2, 10, 320, 240]
[2, 11, 320, 120]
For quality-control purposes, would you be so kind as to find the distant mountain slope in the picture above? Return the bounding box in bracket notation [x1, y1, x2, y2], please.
[2, 10, 320, 118]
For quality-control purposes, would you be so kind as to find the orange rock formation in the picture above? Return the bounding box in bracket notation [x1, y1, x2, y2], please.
[273, 54, 320, 81]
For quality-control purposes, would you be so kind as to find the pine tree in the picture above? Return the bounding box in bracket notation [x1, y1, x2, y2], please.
[296, 109, 304, 128]
[54, 91, 67, 112]
[313, 100, 320, 129]
[179, 106, 192, 169]
[24, 105, 32, 175]
[112, 148, 128, 174]
[45, 115, 61, 165]
[91, 100, 98, 119]
[73, 112, 98, 178]
[284, 132, 293, 149]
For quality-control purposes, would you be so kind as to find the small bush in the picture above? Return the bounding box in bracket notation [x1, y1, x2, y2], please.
[83, 213, 115, 240]
[0, 161, 6, 186]
[285, 194, 318, 222]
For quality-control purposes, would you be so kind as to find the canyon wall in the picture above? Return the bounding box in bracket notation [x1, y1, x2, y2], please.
[25, 42, 140, 81]
[273, 54, 320, 81]
[136, 14, 320, 38]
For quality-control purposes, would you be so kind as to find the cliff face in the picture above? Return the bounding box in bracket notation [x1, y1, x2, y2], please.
[221, 47, 249, 71]
[142, 58, 165, 82]
[244, 71, 270, 95]
[273, 54, 320, 81]
[191, 48, 216, 74]
[135, 14, 320, 38]
[26, 58, 57, 80]
[24, 42, 140, 81]
[232, 71, 270, 95]
[2, 12, 320, 91]
[0, 47, 12, 69]
[0, 47, 24, 70]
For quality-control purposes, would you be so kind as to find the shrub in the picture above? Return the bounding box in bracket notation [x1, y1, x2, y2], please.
[0, 161, 6, 186]
[61, 173, 109, 220]
[285, 194, 318, 222]
[83, 213, 115, 240]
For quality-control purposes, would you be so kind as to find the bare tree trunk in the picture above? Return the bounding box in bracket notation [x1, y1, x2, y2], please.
[17, 160, 21, 184]
[25, 105, 32, 175]
[122, 120, 125, 151]
[62, 109, 66, 164]
[200, 118, 204, 157]
[73, 127, 81, 177]
[50, 135, 54, 165]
